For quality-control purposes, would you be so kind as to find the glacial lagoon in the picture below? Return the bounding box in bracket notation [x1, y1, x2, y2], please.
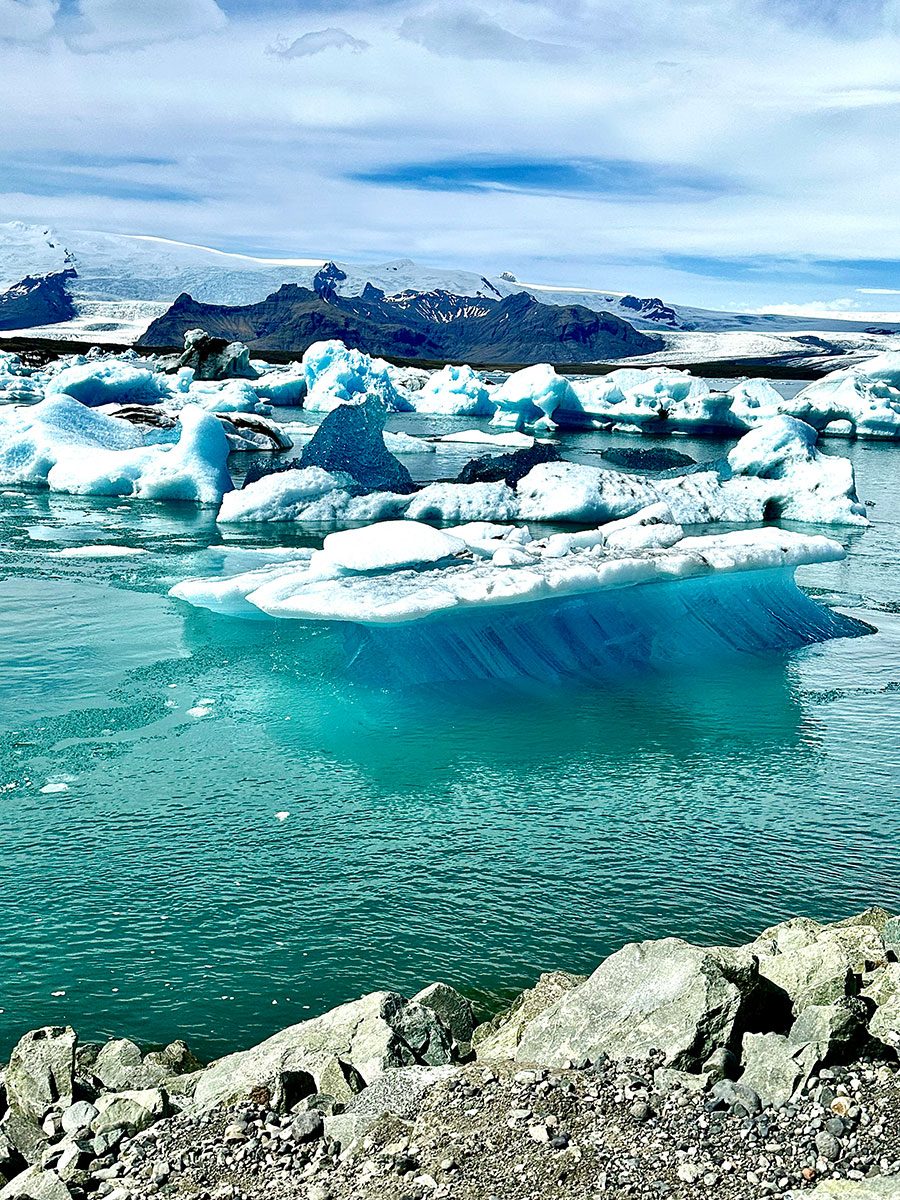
[1, 420, 899, 1062]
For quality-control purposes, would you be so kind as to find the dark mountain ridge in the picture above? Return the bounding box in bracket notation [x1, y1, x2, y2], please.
[137, 264, 662, 363]
[0, 268, 77, 331]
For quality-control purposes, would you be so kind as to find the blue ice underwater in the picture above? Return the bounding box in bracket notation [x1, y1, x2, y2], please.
[238, 567, 872, 689]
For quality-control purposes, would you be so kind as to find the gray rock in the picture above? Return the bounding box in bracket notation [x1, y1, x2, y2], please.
[141, 1040, 200, 1080]
[190, 990, 454, 1112]
[815, 1130, 843, 1161]
[90, 1089, 167, 1137]
[750, 917, 824, 955]
[701, 1047, 739, 1081]
[515, 939, 747, 1071]
[411, 983, 475, 1047]
[709, 1078, 761, 1115]
[0, 1129, 20, 1184]
[0, 1165, 71, 1200]
[92, 1039, 156, 1091]
[290, 1111, 323, 1144]
[325, 1065, 459, 1145]
[653, 1068, 710, 1096]
[316, 1058, 366, 1107]
[739, 1032, 820, 1108]
[755, 940, 856, 1014]
[882, 917, 900, 946]
[473, 972, 586, 1061]
[5, 1028, 76, 1125]
[59, 1103, 98, 1137]
[788, 999, 869, 1059]
[0, 1108, 49, 1166]
[829, 907, 896, 933]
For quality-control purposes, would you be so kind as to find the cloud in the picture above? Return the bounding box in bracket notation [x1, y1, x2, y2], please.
[348, 155, 735, 201]
[267, 27, 369, 58]
[0, 0, 59, 41]
[66, 0, 226, 51]
[758, 0, 900, 38]
[398, 5, 573, 63]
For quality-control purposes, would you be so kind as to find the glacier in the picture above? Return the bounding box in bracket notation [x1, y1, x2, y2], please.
[170, 520, 869, 685]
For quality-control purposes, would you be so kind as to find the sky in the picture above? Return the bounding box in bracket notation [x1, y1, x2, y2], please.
[1, 0, 899, 313]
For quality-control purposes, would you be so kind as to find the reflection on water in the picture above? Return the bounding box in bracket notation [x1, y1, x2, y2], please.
[0, 426, 899, 1060]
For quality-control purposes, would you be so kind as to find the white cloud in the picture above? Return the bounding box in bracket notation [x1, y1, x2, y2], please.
[2, 0, 900, 309]
[398, 5, 573, 62]
[267, 28, 370, 59]
[67, 0, 227, 52]
[0, 0, 58, 41]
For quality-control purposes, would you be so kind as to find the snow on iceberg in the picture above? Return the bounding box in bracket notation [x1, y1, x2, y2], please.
[302, 340, 413, 413]
[0, 396, 233, 503]
[170, 521, 868, 685]
[411, 364, 495, 416]
[786, 351, 900, 439]
[45, 360, 171, 407]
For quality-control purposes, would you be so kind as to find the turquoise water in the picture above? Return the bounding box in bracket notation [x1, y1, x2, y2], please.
[2, 420, 900, 1061]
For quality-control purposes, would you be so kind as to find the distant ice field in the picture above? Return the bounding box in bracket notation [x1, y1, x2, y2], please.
[0, 417, 898, 1061]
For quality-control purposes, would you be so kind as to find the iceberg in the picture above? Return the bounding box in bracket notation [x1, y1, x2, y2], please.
[786, 352, 900, 439]
[170, 521, 868, 685]
[302, 340, 413, 413]
[218, 415, 867, 529]
[0, 396, 233, 503]
[45, 360, 171, 407]
[411, 364, 495, 416]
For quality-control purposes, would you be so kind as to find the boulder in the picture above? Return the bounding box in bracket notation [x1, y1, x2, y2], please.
[190, 991, 454, 1112]
[815, 926, 887, 974]
[515, 939, 747, 1071]
[739, 1032, 820, 1108]
[0, 1129, 21, 1184]
[324, 1065, 458, 1146]
[754, 940, 856, 1014]
[91, 1039, 150, 1091]
[0, 1111, 46, 1167]
[829, 907, 896, 933]
[5, 1029, 76, 1126]
[59, 1103, 97, 1137]
[882, 917, 900, 950]
[788, 999, 869, 1060]
[411, 984, 475, 1049]
[0, 1165, 70, 1200]
[750, 916, 823, 955]
[473, 972, 586, 1061]
[316, 1058, 366, 1107]
[868, 991, 900, 1047]
[90, 1089, 167, 1137]
[175, 330, 258, 381]
[141, 1039, 201, 1080]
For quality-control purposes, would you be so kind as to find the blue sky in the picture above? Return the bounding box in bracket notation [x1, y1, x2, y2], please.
[1, 0, 900, 313]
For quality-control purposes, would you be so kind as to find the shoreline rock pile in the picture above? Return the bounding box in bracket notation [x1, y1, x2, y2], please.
[2, 911, 900, 1199]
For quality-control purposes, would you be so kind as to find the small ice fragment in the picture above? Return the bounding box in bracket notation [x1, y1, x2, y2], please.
[275, 811, 290, 821]
[40, 783, 69, 794]
[187, 705, 212, 717]
[51, 990, 66, 997]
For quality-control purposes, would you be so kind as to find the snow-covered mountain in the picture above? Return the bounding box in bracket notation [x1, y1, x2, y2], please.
[1, 221, 899, 369]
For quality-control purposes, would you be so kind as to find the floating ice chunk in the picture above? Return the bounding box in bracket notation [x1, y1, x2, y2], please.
[40, 783, 69, 794]
[490, 364, 583, 430]
[320, 522, 466, 574]
[49, 545, 150, 558]
[47, 405, 234, 505]
[383, 431, 436, 454]
[412, 364, 495, 416]
[404, 481, 519, 524]
[46, 361, 170, 407]
[296, 397, 416, 494]
[785, 352, 900, 439]
[437, 429, 535, 449]
[253, 363, 307, 406]
[727, 414, 817, 476]
[516, 462, 654, 524]
[604, 523, 684, 551]
[302, 340, 413, 412]
[177, 380, 266, 413]
[170, 555, 315, 616]
[275, 811, 290, 821]
[0, 395, 147, 486]
[217, 466, 405, 525]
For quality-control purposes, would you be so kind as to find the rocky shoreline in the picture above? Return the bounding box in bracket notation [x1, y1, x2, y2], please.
[2, 909, 900, 1200]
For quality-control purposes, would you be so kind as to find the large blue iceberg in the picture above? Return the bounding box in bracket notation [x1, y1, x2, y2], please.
[171, 520, 870, 687]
